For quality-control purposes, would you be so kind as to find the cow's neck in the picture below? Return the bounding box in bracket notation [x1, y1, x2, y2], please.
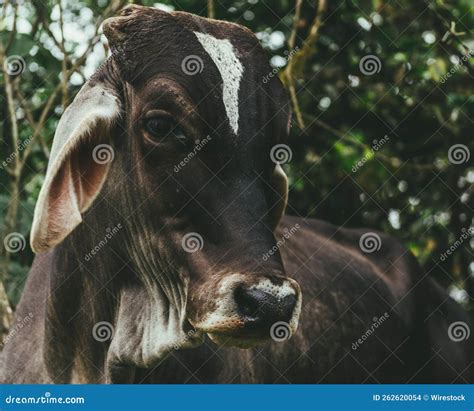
[45, 217, 199, 383]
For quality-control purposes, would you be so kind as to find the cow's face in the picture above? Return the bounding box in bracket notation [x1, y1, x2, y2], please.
[31, 5, 301, 368]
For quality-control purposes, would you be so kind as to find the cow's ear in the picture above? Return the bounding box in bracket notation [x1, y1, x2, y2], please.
[269, 163, 288, 231]
[30, 81, 120, 253]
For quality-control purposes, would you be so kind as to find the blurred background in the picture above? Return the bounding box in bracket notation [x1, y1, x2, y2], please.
[0, 0, 472, 337]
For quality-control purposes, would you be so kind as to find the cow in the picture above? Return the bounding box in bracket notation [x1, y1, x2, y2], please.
[1, 5, 472, 384]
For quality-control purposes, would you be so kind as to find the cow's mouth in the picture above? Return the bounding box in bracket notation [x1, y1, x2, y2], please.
[204, 320, 300, 348]
[206, 332, 266, 348]
[191, 290, 302, 348]
[187, 274, 302, 348]
[197, 315, 300, 348]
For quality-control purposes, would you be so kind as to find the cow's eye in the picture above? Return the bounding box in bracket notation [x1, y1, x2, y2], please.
[145, 117, 186, 142]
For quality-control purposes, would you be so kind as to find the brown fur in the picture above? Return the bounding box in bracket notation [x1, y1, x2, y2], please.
[1, 6, 472, 384]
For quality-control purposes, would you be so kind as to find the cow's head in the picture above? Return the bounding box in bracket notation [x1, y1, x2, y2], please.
[31, 5, 301, 377]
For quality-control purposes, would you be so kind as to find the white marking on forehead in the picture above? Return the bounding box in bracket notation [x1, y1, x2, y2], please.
[194, 32, 244, 135]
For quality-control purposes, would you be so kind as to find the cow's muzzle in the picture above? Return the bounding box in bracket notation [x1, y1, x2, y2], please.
[189, 274, 302, 348]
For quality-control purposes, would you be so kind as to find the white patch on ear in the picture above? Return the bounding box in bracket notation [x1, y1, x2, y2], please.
[194, 32, 244, 135]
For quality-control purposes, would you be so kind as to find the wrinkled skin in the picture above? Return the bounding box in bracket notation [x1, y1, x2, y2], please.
[1, 6, 472, 384]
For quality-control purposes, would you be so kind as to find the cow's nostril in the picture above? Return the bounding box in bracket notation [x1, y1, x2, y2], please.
[234, 287, 267, 318]
[234, 286, 297, 328]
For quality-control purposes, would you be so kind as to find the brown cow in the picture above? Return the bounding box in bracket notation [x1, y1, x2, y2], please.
[1, 6, 472, 383]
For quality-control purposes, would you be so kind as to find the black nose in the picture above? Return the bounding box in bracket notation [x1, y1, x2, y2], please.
[234, 286, 296, 332]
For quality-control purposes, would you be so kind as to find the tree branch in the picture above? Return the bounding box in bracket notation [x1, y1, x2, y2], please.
[302, 113, 437, 171]
[282, 0, 327, 130]
[207, 0, 215, 19]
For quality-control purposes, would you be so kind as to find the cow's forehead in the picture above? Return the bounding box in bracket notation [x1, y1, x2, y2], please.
[194, 32, 244, 135]
[106, 8, 277, 137]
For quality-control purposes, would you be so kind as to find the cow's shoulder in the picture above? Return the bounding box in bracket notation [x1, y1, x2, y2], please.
[276, 215, 420, 316]
[1, 252, 52, 383]
[279, 215, 418, 276]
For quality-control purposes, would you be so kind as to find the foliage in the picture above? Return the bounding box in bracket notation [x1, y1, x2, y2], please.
[0, 0, 472, 311]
